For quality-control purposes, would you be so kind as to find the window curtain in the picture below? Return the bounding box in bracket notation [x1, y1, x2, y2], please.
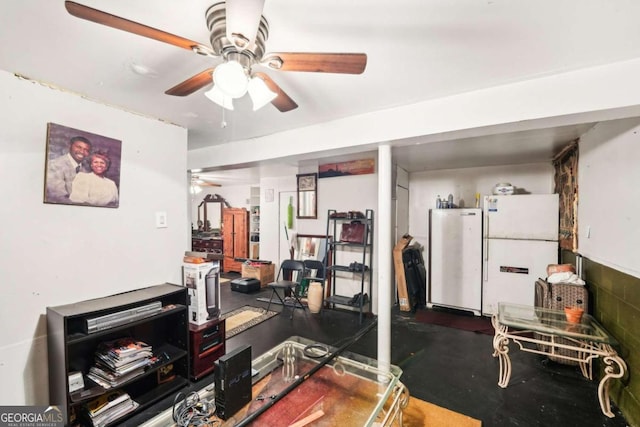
[553, 141, 579, 251]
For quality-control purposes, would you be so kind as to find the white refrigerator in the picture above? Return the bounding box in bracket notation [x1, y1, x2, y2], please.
[429, 208, 482, 315]
[482, 194, 559, 315]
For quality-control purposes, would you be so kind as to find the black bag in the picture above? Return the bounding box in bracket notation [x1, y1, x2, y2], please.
[402, 245, 427, 313]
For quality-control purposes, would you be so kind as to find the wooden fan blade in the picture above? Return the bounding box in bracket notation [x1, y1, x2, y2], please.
[253, 72, 298, 112]
[263, 53, 367, 74]
[192, 176, 222, 187]
[65, 1, 214, 55]
[195, 181, 222, 187]
[165, 68, 215, 96]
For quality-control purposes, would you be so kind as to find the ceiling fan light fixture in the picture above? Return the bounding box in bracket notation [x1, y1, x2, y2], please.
[247, 76, 277, 111]
[213, 60, 248, 98]
[205, 85, 234, 110]
[225, 0, 266, 50]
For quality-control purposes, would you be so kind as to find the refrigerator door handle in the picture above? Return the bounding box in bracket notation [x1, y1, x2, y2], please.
[483, 213, 489, 239]
[483, 216, 489, 281]
[483, 240, 489, 281]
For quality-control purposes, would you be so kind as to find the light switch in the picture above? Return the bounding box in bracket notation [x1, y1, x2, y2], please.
[156, 211, 168, 228]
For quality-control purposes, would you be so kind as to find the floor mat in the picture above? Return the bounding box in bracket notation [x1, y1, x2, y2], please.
[414, 308, 494, 335]
[220, 305, 278, 339]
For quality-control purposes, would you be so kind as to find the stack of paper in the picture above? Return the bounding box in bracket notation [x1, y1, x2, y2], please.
[87, 337, 153, 389]
[85, 390, 138, 427]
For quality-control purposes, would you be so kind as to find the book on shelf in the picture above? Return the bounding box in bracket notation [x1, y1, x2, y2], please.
[95, 353, 152, 373]
[96, 337, 151, 358]
[96, 337, 152, 357]
[96, 337, 153, 369]
[85, 390, 138, 427]
[86, 390, 129, 417]
[91, 401, 138, 427]
[88, 337, 153, 388]
[87, 366, 146, 389]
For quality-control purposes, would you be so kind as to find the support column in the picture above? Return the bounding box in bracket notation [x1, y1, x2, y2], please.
[377, 144, 392, 373]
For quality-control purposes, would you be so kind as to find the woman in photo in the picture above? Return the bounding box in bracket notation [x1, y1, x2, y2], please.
[69, 150, 119, 207]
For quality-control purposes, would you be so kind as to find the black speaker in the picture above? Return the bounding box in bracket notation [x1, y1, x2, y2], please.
[214, 344, 252, 420]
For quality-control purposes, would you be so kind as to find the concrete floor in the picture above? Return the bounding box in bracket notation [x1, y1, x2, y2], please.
[126, 277, 630, 426]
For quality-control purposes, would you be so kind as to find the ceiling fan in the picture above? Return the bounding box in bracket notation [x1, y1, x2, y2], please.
[191, 175, 222, 187]
[64, 1, 367, 112]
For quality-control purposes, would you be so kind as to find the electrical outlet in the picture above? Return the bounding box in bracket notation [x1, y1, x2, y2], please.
[156, 211, 168, 228]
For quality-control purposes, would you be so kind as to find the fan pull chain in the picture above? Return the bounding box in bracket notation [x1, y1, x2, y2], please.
[220, 106, 227, 128]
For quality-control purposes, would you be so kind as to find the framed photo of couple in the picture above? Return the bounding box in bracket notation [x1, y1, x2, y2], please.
[44, 123, 122, 208]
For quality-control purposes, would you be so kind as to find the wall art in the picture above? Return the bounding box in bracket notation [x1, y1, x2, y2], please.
[318, 158, 375, 178]
[44, 123, 122, 208]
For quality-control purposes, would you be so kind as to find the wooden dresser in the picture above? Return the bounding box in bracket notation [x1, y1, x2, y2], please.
[222, 208, 249, 273]
[192, 237, 223, 256]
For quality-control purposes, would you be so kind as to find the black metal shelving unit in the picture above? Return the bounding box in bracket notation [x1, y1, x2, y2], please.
[324, 209, 374, 323]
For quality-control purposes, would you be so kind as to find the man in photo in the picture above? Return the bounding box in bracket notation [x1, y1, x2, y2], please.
[45, 136, 91, 204]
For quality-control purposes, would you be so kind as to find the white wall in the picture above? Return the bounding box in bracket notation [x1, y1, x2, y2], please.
[578, 117, 640, 278]
[0, 71, 188, 405]
[409, 162, 554, 262]
[258, 169, 380, 310]
[312, 174, 380, 302]
[259, 174, 298, 266]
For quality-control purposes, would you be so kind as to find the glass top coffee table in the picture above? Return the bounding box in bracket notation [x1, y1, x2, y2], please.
[141, 336, 407, 426]
[492, 302, 626, 418]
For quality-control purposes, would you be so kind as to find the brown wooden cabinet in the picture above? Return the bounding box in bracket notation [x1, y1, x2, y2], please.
[189, 318, 225, 380]
[223, 208, 249, 273]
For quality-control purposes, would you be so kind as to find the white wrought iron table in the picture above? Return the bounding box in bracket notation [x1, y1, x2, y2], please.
[492, 302, 627, 418]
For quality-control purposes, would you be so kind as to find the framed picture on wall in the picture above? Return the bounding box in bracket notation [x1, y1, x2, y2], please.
[296, 173, 318, 219]
[44, 123, 122, 208]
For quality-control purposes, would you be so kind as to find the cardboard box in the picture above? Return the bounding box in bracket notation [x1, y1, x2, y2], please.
[183, 261, 215, 325]
[241, 263, 275, 287]
[393, 235, 413, 312]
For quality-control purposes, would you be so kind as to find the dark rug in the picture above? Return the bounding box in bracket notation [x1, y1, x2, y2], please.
[414, 308, 494, 335]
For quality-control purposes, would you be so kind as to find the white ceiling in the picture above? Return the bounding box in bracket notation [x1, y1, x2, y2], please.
[2, 1, 640, 176]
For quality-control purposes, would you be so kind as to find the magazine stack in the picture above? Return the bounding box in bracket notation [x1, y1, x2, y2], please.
[85, 390, 138, 427]
[87, 337, 153, 389]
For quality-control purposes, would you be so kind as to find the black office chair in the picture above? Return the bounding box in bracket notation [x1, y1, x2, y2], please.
[266, 259, 306, 319]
